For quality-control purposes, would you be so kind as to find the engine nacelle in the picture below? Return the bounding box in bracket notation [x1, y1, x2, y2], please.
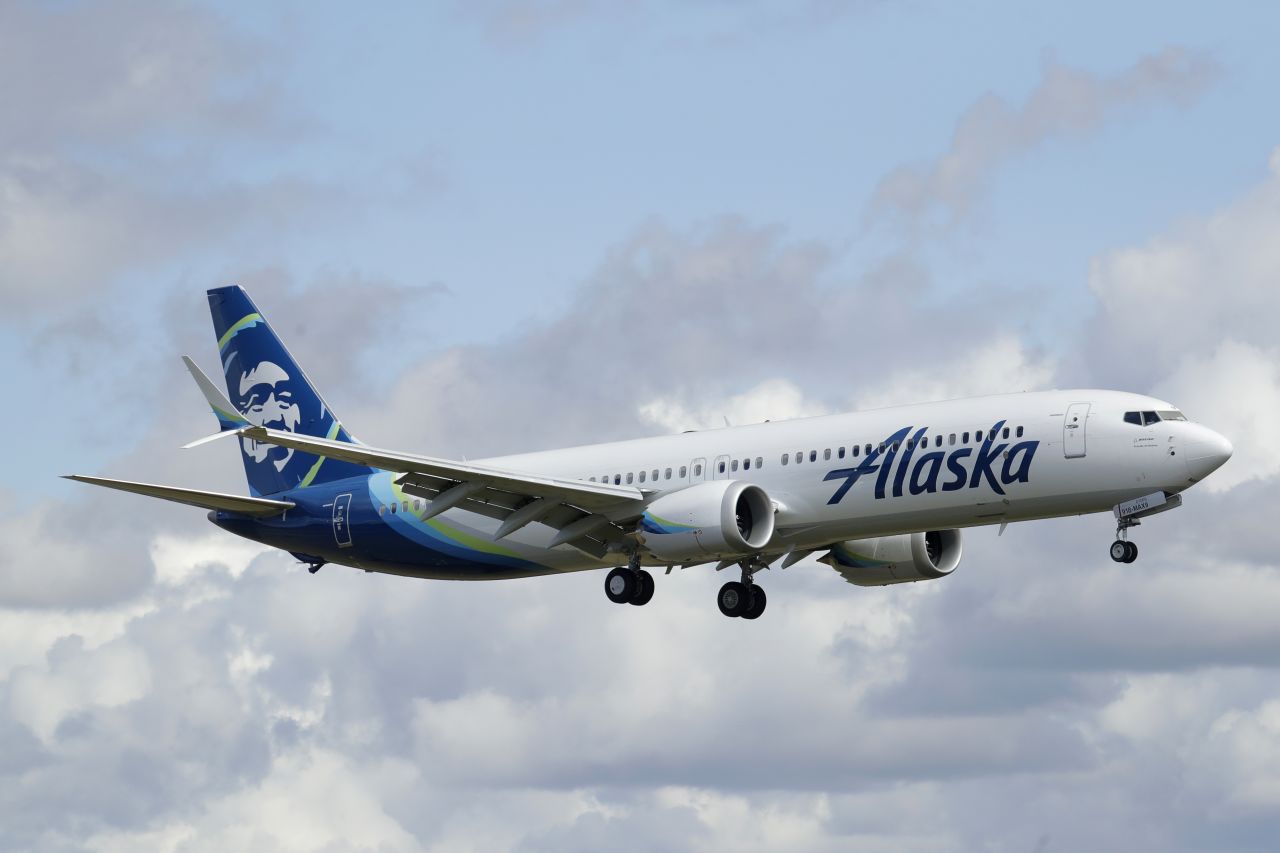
[820, 530, 963, 587]
[637, 480, 775, 562]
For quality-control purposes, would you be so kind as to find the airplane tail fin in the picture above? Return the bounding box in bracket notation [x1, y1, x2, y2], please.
[206, 285, 372, 496]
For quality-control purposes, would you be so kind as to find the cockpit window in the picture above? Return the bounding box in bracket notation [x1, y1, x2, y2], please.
[1158, 409, 1187, 422]
[1125, 410, 1167, 426]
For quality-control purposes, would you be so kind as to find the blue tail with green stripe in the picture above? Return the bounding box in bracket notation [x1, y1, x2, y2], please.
[207, 285, 372, 497]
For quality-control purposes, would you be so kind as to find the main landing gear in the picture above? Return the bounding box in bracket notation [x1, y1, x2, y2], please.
[604, 553, 654, 607]
[718, 561, 766, 620]
[1110, 518, 1140, 564]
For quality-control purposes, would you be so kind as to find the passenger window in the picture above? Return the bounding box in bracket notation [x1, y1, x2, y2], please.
[652, 469, 659, 480]
[391, 503, 397, 514]
[743, 458, 751, 470]
[1123, 412, 1142, 426]
[731, 460, 739, 472]
[823, 448, 831, 460]
[866, 444, 873, 456]
[614, 475, 621, 485]
[378, 505, 385, 516]
[1002, 427, 1010, 439]
[837, 447, 845, 459]
[1016, 426, 1024, 438]
[755, 456, 762, 468]
[809, 450, 817, 462]
[403, 501, 410, 513]
[878, 444, 885, 453]
[935, 435, 942, 448]
[589, 476, 596, 482]
[639, 471, 646, 483]
[664, 468, 672, 479]
[718, 461, 726, 474]
[892, 442, 900, 451]
[680, 466, 687, 477]
[853, 445, 860, 457]
[626, 473, 634, 484]
[781, 454, 789, 465]
[413, 500, 421, 511]
[694, 464, 702, 476]
[949, 433, 956, 446]
[963, 432, 970, 443]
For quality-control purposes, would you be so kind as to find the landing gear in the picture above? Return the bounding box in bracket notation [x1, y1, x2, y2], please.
[1111, 517, 1140, 564]
[717, 581, 751, 617]
[604, 553, 654, 606]
[630, 570, 655, 606]
[1110, 540, 1138, 563]
[605, 567, 636, 603]
[719, 561, 768, 620]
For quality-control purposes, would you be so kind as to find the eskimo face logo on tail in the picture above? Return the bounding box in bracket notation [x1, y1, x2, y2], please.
[234, 360, 301, 472]
[824, 419, 1039, 504]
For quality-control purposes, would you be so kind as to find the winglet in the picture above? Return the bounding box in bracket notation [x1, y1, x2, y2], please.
[183, 355, 249, 431]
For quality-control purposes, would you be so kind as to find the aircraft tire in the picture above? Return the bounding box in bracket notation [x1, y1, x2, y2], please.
[605, 567, 637, 604]
[1123, 541, 1139, 563]
[630, 570, 655, 606]
[1110, 540, 1129, 563]
[717, 581, 751, 618]
[740, 585, 767, 620]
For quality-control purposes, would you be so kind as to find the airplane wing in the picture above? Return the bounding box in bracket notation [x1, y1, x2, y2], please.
[63, 475, 294, 517]
[229, 425, 647, 557]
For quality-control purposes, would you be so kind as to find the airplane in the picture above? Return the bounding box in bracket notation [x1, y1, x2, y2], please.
[67, 286, 1234, 620]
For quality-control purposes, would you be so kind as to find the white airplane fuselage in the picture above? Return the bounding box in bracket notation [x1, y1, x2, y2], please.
[267, 388, 1227, 580]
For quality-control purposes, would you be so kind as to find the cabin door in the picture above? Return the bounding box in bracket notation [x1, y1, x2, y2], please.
[1063, 403, 1090, 459]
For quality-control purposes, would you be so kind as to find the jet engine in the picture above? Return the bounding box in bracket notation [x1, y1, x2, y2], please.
[820, 530, 962, 586]
[637, 480, 775, 562]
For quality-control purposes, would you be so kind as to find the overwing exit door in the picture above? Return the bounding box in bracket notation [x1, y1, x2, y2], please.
[1063, 403, 1090, 459]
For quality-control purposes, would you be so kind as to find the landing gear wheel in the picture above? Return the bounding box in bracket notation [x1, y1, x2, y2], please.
[1110, 540, 1129, 563]
[740, 585, 767, 620]
[605, 567, 637, 604]
[629, 570, 654, 606]
[717, 581, 751, 618]
[1123, 541, 1138, 563]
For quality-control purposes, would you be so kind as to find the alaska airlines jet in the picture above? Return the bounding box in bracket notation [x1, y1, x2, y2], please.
[68, 287, 1234, 620]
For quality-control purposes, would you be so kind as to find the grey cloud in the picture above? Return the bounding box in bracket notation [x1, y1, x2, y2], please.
[0, 1, 282, 153]
[354, 218, 1048, 458]
[868, 47, 1221, 229]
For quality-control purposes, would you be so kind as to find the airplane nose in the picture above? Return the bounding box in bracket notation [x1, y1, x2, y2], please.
[1187, 427, 1233, 480]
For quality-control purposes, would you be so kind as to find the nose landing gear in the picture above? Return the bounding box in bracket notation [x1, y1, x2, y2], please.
[1110, 518, 1139, 563]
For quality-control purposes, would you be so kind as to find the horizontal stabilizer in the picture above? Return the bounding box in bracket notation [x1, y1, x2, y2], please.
[182, 355, 250, 432]
[64, 475, 294, 517]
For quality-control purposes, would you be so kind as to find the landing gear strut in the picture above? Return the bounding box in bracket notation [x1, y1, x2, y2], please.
[1110, 518, 1139, 564]
[605, 552, 654, 606]
[719, 561, 767, 620]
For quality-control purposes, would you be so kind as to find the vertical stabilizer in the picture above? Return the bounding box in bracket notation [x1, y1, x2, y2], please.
[207, 285, 371, 496]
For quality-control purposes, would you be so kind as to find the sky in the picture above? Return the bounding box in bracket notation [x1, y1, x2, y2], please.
[3, 0, 1280, 850]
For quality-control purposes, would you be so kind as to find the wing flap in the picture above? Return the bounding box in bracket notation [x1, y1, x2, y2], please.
[64, 475, 294, 517]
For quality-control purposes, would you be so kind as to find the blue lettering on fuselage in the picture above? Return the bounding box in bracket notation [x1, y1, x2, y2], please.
[825, 420, 1039, 504]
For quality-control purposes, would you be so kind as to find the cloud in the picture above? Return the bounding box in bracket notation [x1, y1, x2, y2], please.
[869, 48, 1221, 228]
[1152, 340, 1280, 492]
[1088, 146, 1280, 390]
